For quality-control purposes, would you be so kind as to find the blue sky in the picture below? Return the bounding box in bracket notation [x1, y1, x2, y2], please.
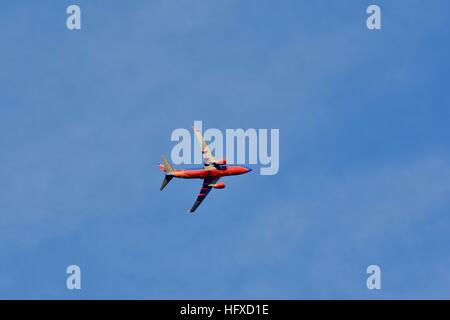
[1, 1, 450, 299]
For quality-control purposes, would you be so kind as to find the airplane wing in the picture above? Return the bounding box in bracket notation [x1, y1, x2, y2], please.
[189, 177, 220, 213]
[193, 127, 216, 169]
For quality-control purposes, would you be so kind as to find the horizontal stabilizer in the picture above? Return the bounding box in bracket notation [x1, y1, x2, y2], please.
[160, 175, 173, 191]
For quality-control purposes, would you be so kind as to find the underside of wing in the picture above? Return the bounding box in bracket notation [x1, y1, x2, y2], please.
[189, 177, 220, 213]
[193, 127, 216, 169]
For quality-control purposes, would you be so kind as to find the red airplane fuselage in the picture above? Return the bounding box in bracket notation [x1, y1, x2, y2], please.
[171, 165, 251, 179]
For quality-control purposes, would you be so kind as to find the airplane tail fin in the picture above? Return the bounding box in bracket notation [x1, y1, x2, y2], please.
[160, 155, 174, 191]
[161, 155, 174, 173]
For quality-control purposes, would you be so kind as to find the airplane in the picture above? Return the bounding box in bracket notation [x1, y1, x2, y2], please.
[159, 127, 252, 213]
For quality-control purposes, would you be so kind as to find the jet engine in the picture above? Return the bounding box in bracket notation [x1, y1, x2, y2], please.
[211, 182, 225, 189]
[215, 159, 227, 165]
